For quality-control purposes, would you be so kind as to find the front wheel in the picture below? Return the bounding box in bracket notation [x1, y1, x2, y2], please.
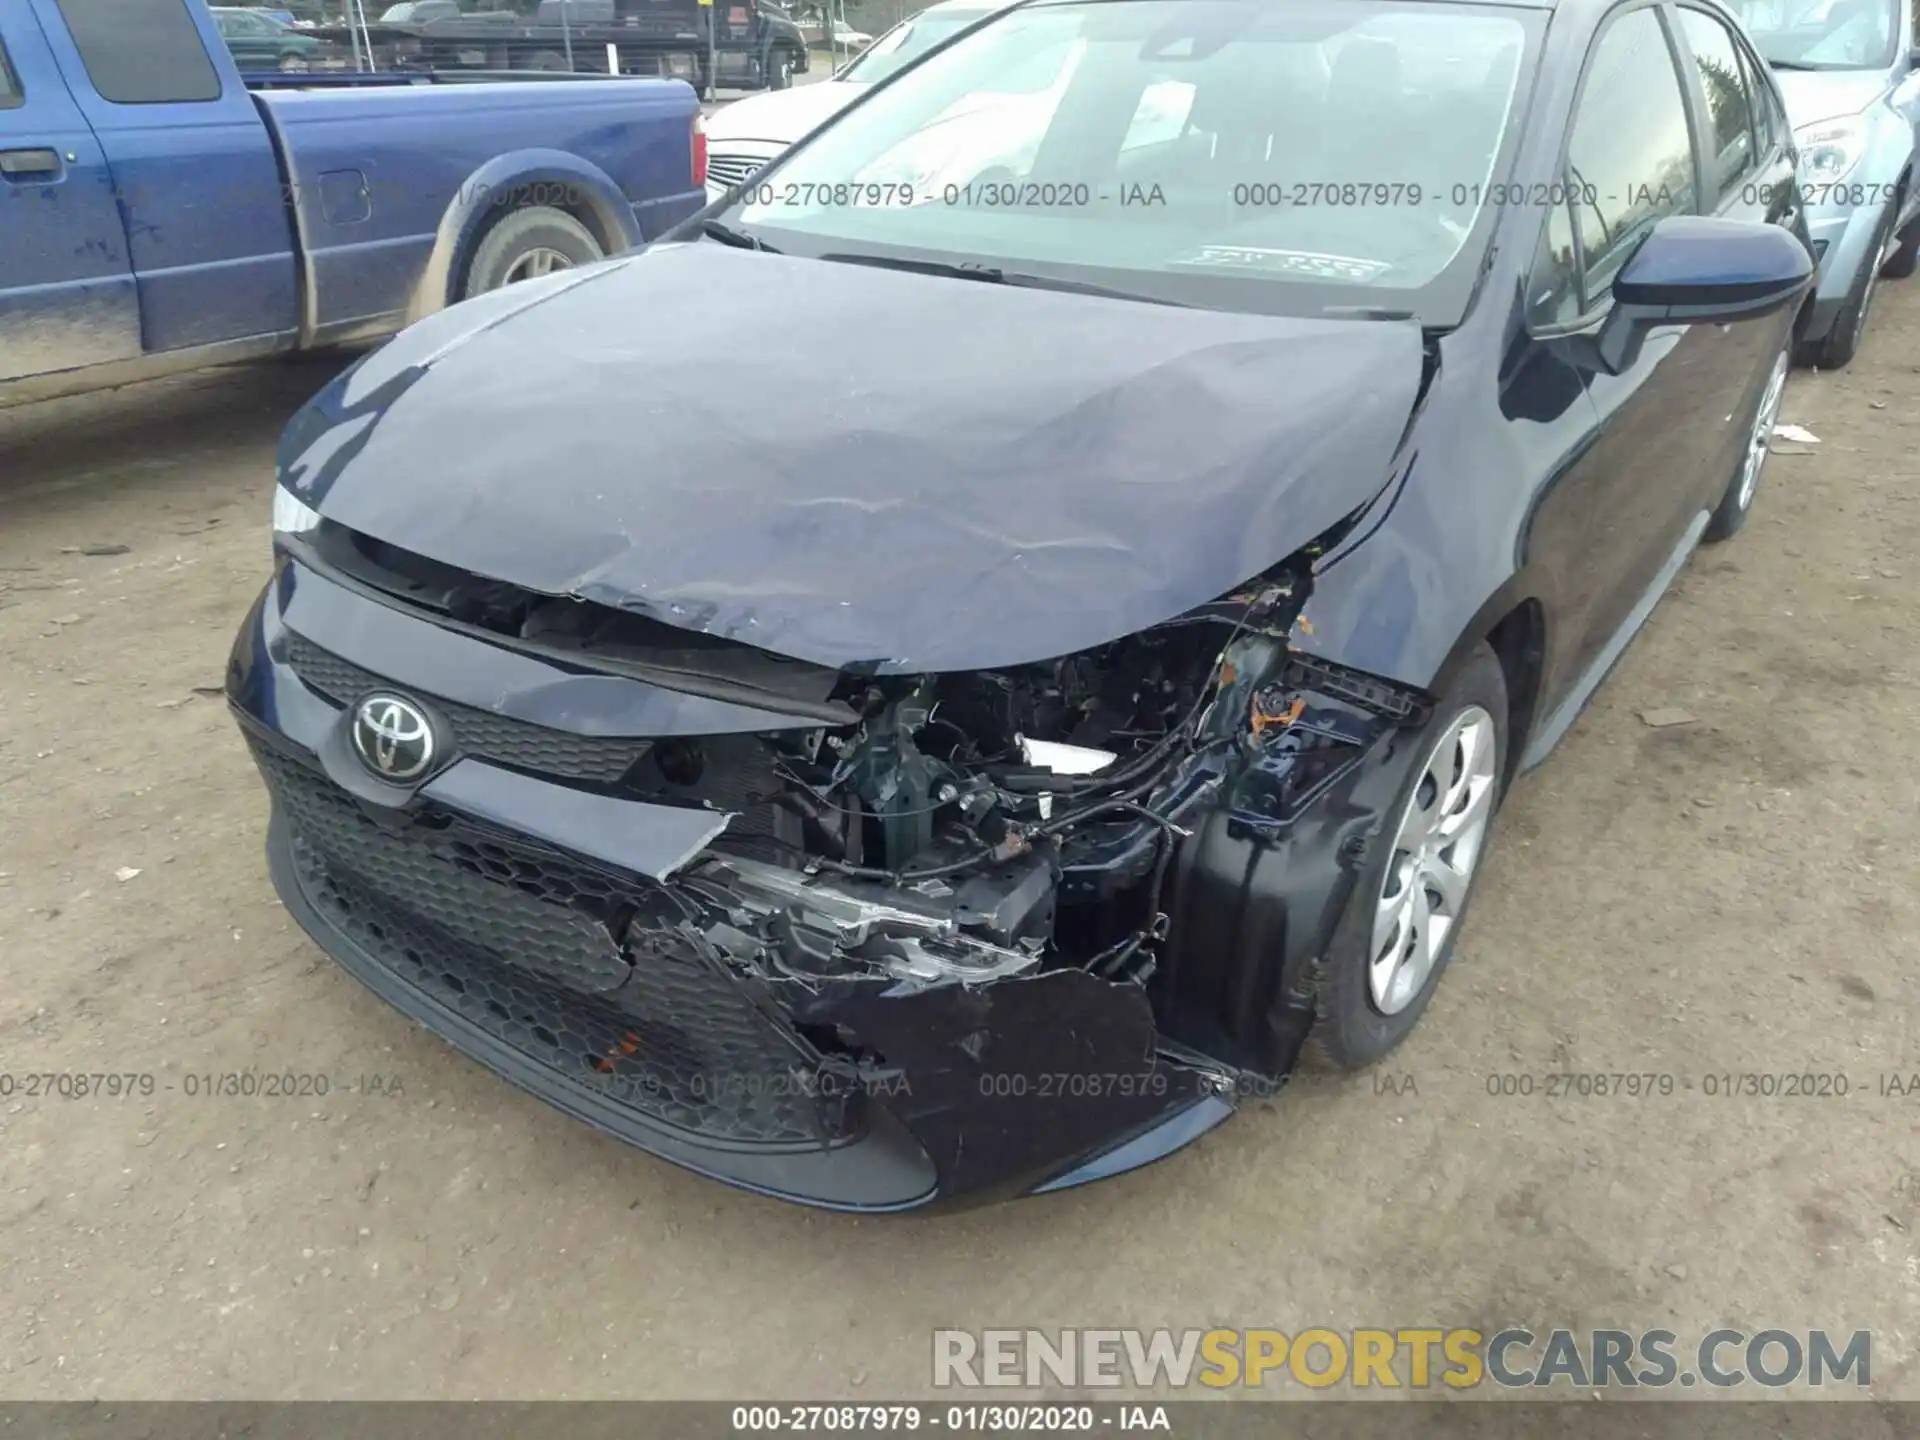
[278, 51, 311, 72]
[1796, 204, 1894, 369]
[765, 48, 793, 89]
[1310, 642, 1508, 1069]
[461, 206, 603, 298]
[1881, 212, 1919, 280]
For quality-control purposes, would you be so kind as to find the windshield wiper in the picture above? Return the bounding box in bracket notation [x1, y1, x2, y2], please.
[816, 252, 1190, 307]
[701, 218, 780, 253]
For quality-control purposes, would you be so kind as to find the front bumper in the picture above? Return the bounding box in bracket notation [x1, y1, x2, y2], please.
[228, 561, 1237, 1210]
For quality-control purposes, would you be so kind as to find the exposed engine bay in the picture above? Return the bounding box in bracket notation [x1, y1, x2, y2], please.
[657, 601, 1273, 996]
[591, 549, 1399, 1024]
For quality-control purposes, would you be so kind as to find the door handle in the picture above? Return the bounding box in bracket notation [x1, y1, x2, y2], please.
[0, 148, 62, 177]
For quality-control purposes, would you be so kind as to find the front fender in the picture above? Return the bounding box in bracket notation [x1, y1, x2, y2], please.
[1802, 104, 1912, 303]
[408, 150, 644, 324]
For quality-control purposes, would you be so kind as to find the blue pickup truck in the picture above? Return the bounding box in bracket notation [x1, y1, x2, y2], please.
[0, 0, 704, 405]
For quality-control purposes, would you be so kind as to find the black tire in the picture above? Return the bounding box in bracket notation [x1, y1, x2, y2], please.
[461, 206, 603, 299]
[1881, 213, 1919, 280]
[1704, 337, 1790, 543]
[1795, 203, 1894, 370]
[278, 50, 311, 72]
[765, 47, 793, 89]
[1311, 642, 1508, 1069]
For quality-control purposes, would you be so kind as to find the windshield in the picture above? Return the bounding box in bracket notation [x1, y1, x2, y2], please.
[841, 9, 998, 82]
[1720, 0, 1900, 68]
[718, 0, 1536, 324]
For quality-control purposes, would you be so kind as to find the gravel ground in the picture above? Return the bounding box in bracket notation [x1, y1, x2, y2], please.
[0, 287, 1916, 1400]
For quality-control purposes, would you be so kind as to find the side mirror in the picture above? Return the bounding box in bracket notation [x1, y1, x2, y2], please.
[1591, 215, 1812, 374]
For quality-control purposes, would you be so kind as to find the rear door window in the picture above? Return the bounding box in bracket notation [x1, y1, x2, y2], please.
[53, 0, 222, 104]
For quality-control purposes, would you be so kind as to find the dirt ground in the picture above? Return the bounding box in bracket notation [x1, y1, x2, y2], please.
[1, 290, 1917, 1401]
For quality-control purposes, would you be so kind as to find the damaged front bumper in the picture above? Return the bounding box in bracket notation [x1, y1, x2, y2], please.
[231, 560, 1262, 1210]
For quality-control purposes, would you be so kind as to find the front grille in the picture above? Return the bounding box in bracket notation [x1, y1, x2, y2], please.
[707, 152, 774, 190]
[255, 740, 854, 1148]
[285, 631, 650, 786]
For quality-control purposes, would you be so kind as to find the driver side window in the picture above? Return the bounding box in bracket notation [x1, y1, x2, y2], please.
[1528, 5, 1697, 326]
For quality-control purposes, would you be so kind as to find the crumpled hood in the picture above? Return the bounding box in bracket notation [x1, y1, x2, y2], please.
[283, 241, 1424, 673]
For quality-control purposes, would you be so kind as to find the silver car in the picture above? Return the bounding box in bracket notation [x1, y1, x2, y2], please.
[1724, 0, 1920, 366]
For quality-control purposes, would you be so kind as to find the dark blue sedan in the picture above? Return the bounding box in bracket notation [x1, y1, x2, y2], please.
[232, 0, 1813, 1209]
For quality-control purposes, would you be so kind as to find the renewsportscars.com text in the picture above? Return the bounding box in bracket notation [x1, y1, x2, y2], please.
[932, 1327, 1871, 1390]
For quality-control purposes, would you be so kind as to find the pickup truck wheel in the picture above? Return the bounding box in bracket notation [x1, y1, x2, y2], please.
[766, 48, 793, 89]
[463, 207, 603, 297]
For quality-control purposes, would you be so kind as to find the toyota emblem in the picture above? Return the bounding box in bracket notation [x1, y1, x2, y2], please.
[350, 693, 438, 782]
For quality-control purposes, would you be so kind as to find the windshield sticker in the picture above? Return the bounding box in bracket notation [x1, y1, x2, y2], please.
[1168, 247, 1394, 282]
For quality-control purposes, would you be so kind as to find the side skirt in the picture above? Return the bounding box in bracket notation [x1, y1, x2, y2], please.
[0, 333, 298, 410]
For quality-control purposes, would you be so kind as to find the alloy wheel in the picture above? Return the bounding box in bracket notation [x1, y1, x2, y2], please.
[1736, 347, 1789, 512]
[1368, 705, 1498, 1015]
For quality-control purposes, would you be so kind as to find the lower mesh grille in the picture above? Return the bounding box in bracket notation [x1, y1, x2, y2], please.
[254, 740, 855, 1148]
